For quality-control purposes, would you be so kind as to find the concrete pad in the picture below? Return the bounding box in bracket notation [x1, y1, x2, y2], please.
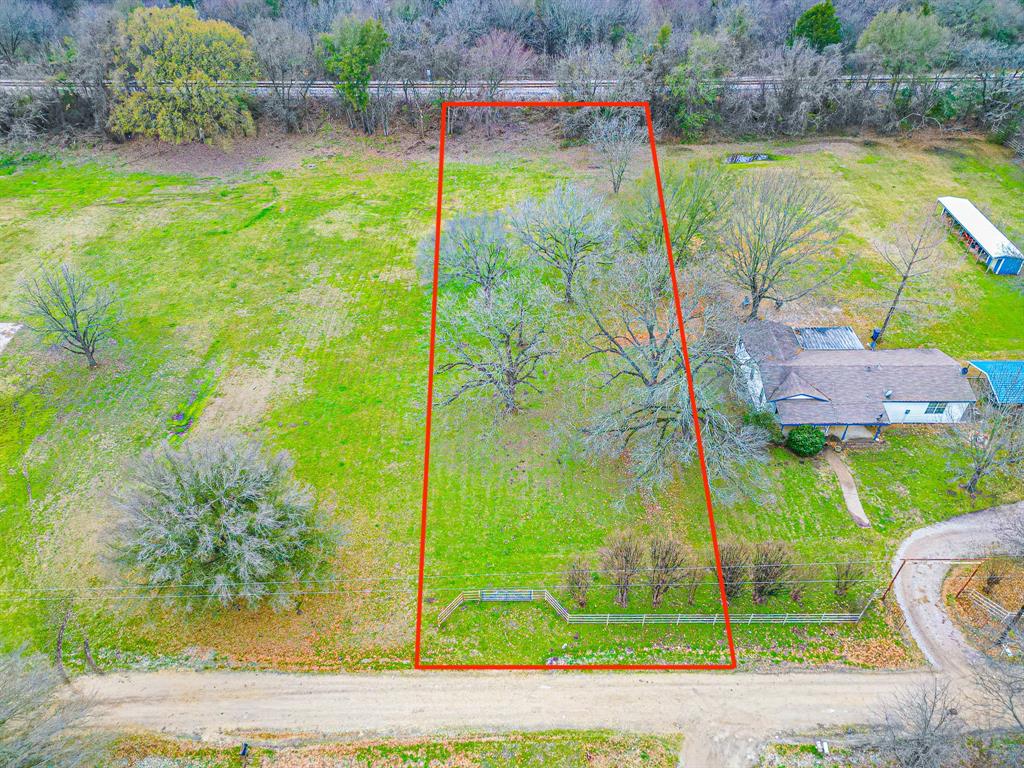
[0, 323, 22, 354]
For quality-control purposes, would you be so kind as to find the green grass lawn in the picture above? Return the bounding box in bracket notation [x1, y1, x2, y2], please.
[0, 132, 1021, 670]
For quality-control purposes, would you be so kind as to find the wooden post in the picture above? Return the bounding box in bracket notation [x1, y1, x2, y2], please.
[882, 559, 907, 602]
[955, 562, 982, 599]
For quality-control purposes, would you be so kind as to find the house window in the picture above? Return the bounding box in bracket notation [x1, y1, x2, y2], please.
[925, 402, 948, 415]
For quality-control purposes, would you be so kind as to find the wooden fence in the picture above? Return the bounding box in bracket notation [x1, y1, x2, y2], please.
[436, 587, 880, 627]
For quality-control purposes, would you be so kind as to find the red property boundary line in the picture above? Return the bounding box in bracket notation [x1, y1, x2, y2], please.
[414, 101, 738, 671]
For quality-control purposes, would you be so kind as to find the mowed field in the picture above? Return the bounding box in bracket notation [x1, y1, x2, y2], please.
[0, 128, 1022, 671]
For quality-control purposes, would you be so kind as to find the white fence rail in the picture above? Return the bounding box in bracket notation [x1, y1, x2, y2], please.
[436, 588, 879, 627]
[966, 588, 1013, 623]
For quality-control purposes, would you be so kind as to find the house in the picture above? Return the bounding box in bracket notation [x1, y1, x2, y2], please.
[969, 361, 1024, 405]
[937, 196, 1024, 276]
[737, 321, 976, 440]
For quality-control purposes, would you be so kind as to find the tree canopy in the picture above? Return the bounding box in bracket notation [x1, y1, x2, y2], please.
[108, 6, 259, 144]
[789, 0, 843, 51]
[319, 16, 389, 116]
[857, 9, 951, 77]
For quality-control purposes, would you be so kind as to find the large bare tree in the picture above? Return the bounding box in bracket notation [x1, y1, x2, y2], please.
[946, 399, 1024, 495]
[578, 247, 768, 489]
[872, 211, 944, 346]
[620, 162, 729, 268]
[0, 647, 107, 767]
[870, 678, 965, 768]
[511, 183, 613, 303]
[436, 277, 554, 414]
[417, 212, 516, 302]
[588, 109, 646, 194]
[248, 17, 319, 133]
[21, 264, 116, 369]
[719, 170, 845, 320]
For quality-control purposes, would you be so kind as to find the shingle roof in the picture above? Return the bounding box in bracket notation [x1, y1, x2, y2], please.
[938, 197, 1023, 261]
[741, 321, 976, 425]
[970, 360, 1024, 405]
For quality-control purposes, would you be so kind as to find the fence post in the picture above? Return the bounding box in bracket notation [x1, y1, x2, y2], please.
[882, 559, 907, 602]
[955, 562, 982, 599]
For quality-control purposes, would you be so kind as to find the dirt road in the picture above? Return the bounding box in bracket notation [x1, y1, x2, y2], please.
[79, 504, 1019, 767]
[892, 500, 1023, 674]
[81, 668, 937, 766]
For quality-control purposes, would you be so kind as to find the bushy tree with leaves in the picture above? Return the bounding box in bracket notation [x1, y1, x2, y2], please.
[116, 436, 332, 608]
[789, 0, 842, 51]
[108, 7, 258, 144]
[319, 15, 389, 134]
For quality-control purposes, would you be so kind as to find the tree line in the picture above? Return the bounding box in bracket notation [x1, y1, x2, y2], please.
[0, 0, 1021, 149]
[564, 532, 870, 612]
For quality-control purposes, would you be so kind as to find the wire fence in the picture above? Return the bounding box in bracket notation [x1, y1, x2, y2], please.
[436, 587, 882, 627]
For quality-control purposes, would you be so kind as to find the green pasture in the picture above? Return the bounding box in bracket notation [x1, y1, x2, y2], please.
[0, 133, 1021, 669]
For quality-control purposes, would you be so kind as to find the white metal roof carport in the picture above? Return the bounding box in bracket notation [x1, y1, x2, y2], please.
[937, 196, 1023, 261]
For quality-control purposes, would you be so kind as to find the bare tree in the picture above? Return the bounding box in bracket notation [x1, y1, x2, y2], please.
[417, 212, 516, 302]
[565, 558, 592, 609]
[973, 658, 1024, 731]
[511, 183, 613, 303]
[833, 558, 865, 601]
[579, 248, 768, 489]
[467, 29, 535, 134]
[436, 277, 554, 414]
[601, 532, 644, 608]
[873, 211, 944, 346]
[620, 162, 729, 268]
[249, 17, 319, 133]
[648, 536, 689, 609]
[720, 170, 845, 320]
[871, 678, 965, 768]
[21, 264, 116, 369]
[0, 0, 55, 66]
[946, 400, 1024, 496]
[0, 646, 107, 767]
[751, 540, 794, 604]
[555, 44, 620, 139]
[588, 109, 646, 194]
[719, 541, 751, 601]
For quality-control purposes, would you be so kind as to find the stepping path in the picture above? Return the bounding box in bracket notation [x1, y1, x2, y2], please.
[824, 448, 871, 528]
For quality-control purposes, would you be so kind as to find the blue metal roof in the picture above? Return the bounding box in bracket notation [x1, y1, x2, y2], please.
[970, 361, 1024, 404]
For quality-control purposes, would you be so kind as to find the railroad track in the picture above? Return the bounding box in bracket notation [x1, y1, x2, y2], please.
[1, 74, 1020, 100]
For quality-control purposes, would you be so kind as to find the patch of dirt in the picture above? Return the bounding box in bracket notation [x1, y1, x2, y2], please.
[100, 130, 322, 177]
[195, 354, 306, 436]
